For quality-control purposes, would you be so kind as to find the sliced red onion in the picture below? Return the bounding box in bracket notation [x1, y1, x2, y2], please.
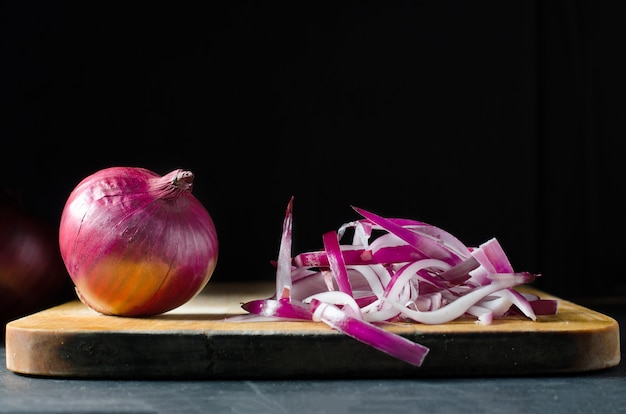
[497, 287, 537, 320]
[437, 256, 478, 284]
[528, 298, 559, 315]
[469, 237, 514, 285]
[322, 231, 353, 296]
[240, 199, 553, 367]
[379, 259, 449, 317]
[309, 298, 430, 367]
[382, 273, 537, 324]
[293, 244, 428, 267]
[275, 196, 294, 301]
[513, 292, 558, 316]
[304, 291, 362, 319]
[351, 207, 463, 266]
[241, 298, 312, 320]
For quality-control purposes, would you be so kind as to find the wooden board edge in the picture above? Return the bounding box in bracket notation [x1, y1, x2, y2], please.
[5, 317, 621, 379]
[4, 283, 622, 379]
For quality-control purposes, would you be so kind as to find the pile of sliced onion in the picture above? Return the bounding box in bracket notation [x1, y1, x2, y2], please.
[240, 197, 557, 367]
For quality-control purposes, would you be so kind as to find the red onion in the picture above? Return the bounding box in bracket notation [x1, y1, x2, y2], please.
[239, 198, 557, 367]
[59, 167, 219, 316]
[1, 201, 71, 326]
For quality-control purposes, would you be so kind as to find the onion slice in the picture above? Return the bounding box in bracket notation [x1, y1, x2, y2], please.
[275, 196, 294, 301]
[322, 231, 353, 296]
[242, 298, 312, 320]
[309, 298, 430, 367]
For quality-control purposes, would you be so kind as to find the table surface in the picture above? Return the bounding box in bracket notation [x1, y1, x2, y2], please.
[2, 303, 624, 414]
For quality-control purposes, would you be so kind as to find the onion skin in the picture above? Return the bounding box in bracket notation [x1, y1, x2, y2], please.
[59, 167, 219, 316]
[0, 202, 72, 327]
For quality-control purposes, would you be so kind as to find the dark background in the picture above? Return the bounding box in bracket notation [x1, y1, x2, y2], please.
[2, 1, 624, 301]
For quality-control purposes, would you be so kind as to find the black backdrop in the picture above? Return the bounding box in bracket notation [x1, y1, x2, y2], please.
[2, 1, 624, 300]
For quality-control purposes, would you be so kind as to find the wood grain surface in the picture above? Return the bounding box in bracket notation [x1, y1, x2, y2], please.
[4, 282, 621, 379]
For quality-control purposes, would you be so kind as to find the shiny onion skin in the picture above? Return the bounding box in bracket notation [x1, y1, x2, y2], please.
[59, 167, 219, 316]
[0, 202, 72, 328]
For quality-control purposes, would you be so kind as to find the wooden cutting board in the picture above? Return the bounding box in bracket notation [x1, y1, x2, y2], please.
[4, 282, 621, 379]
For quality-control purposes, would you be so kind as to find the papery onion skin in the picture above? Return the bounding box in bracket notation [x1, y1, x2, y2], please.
[59, 167, 219, 316]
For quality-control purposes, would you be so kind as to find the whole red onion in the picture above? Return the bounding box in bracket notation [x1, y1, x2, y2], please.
[59, 167, 219, 316]
[1, 201, 72, 327]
